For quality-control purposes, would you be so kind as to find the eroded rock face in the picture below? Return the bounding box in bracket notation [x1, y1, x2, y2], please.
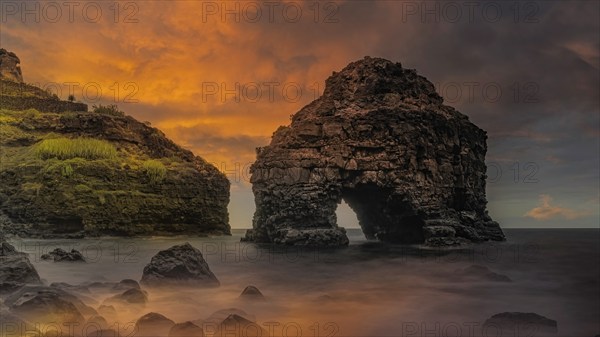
[0, 49, 23, 83]
[245, 57, 504, 246]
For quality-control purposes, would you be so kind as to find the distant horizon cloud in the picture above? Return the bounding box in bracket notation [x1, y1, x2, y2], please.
[525, 194, 590, 221]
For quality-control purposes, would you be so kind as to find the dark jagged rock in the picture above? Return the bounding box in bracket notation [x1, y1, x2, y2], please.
[483, 312, 558, 334]
[169, 321, 204, 337]
[140, 243, 219, 287]
[4, 286, 97, 325]
[239, 285, 265, 300]
[0, 237, 42, 293]
[0, 50, 230, 238]
[41, 248, 86, 262]
[0, 49, 23, 83]
[245, 56, 504, 246]
[135, 312, 175, 337]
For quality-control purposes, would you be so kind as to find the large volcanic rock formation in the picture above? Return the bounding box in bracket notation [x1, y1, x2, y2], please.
[244, 57, 504, 246]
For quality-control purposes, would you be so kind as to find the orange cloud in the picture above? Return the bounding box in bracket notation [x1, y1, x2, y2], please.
[525, 194, 589, 220]
[3, 0, 379, 168]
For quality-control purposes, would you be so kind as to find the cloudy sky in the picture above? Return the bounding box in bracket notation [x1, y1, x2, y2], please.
[1, 0, 598, 229]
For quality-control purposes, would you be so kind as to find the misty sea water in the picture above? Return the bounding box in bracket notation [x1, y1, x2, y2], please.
[5, 228, 599, 336]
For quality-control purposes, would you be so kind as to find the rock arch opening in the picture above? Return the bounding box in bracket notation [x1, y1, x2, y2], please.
[335, 199, 364, 241]
[341, 184, 425, 244]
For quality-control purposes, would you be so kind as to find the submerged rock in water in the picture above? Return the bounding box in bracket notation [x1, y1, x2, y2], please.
[106, 288, 148, 305]
[97, 304, 118, 317]
[246, 56, 504, 246]
[4, 286, 96, 325]
[0, 237, 41, 294]
[113, 279, 141, 291]
[239, 285, 265, 300]
[454, 265, 512, 282]
[169, 321, 204, 337]
[196, 308, 256, 328]
[135, 312, 175, 337]
[483, 312, 558, 335]
[50, 281, 91, 294]
[215, 314, 267, 337]
[41, 248, 86, 262]
[140, 243, 219, 287]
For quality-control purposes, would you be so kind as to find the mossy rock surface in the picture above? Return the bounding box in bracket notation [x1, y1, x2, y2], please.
[0, 96, 230, 237]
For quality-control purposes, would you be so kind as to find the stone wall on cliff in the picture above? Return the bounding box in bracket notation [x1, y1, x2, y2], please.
[244, 57, 505, 246]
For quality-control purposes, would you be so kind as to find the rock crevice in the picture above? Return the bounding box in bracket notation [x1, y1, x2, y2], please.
[245, 57, 504, 246]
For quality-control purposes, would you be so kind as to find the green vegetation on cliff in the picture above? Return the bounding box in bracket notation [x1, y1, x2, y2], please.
[0, 83, 230, 238]
[34, 138, 117, 160]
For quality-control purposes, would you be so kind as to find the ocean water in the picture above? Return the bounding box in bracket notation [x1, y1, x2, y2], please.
[5, 229, 599, 337]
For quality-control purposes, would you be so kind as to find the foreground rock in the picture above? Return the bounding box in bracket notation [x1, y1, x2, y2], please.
[195, 308, 256, 327]
[140, 243, 219, 287]
[105, 288, 148, 305]
[135, 312, 175, 337]
[0, 236, 42, 293]
[113, 279, 141, 291]
[484, 312, 558, 335]
[240, 285, 265, 300]
[97, 304, 118, 317]
[50, 282, 91, 294]
[245, 56, 504, 246]
[4, 286, 97, 325]
[169, 321, 204, 337]
[41, 248, 86, 262]
[0, 49, 230, 238]
[215, 314, 267, 337]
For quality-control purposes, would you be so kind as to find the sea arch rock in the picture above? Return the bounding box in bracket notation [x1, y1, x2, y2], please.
[244, 57, 505, 246]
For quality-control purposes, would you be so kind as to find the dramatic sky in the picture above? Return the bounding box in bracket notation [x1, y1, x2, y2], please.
[1, 0, 598, 229]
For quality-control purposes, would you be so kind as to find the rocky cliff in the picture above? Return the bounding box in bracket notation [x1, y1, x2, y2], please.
[245, 57, 504, 246]
[0, 49, 23, 83]
[0, 50, 230, 237]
